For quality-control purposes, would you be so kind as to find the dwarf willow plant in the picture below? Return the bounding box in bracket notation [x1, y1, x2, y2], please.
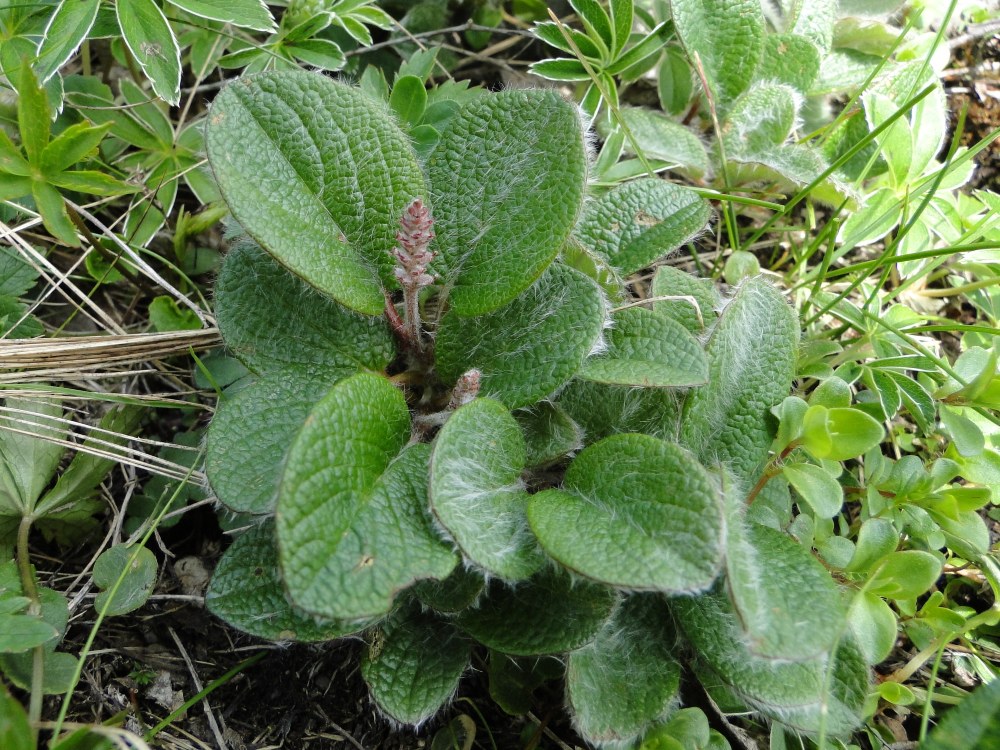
[203, 69, 875, 746]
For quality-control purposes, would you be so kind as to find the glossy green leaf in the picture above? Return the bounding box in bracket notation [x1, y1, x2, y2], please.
[725, 489, 846, 661]
[430, 399, 543, 581]
[681, 277, 799, 483]
[163, 0, 276, 31]
[800, 405, 885, 461]
[576, 178, 711, 275]
[456, 571, 615, 655]
[515, 403, 582, 468]
[93, 544, 157, 616]
[782, 462, 844, 518]
[389, 75, 428, 127]
[277, 373, 413, 618]
[866, 550, 942, 600]
[556, 379, 680, 443]
[207, 71, 427, 314]
[847, 590, 896, 664]
[435, 264, 604, 408]
[213, 242, 394, 378]
[427, 89, 586, 315]
[650, 265, 720, 333]
[207, 374, 337, 514]
[579, 307, 708, 388]
[567, 595, 680, 745]
[671, 0, 764, 104]
[34, 0, 101, 83]
[206, 520, 366, 641]
[528, 434, 723, 592]
[362, 602, 471, 725]
[674, 593, 868, 735]
[116, 0, 182, 105]
[528, 58, 591, 82]
[615, 109, 710, 177]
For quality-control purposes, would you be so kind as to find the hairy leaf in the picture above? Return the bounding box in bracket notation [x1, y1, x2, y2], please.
[427, 89, 586, 315]
[557, 379, 680, 443]
[615, 109, 709, 177]
[435, 264, 604, 408]
[430, 399, 543, 581]
[528, 434, 723, 592]
[650, 265, 720, 333]
[207, 71, 426, 314]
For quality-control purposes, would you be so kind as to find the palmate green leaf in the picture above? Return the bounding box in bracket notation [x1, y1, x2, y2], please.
[32, 174, 79, 246]
[650, 265, 720, 333]
[47, 170, 139, 197]
[278, 374, 455, 620]
[427, 89, 587, 316]
[528, 434, 724, 592]
[456, 570, 615, 655]
[38, 121, 112, 174]
[556, 378, 680, 443]
[615, 109, 710, 179]
[34, 0, 101, 83]
[207, 71, 427, 315]
[567, 595, 681, 746]
[681, 277, 799, 484]
[116, 0, 183, 105]
[673, 593, 868, 736]
[207, 374, 332, 514]
[435, 264, 605, 409]
[163, 0, 276, 31]
[362, 601, 472, 725]
[725, 484, 846, 661]
[92, 544, 157, 616]
[206, 520, 369, 641]
[429, 399, 543, 582]
[579, 307, 708, 388]
[670, 0, 764, 105]
[0, 129, 30, 177]
[0, 397, 65, 517]
[213, 242, 395, 378]
[576, 178, 711, 275]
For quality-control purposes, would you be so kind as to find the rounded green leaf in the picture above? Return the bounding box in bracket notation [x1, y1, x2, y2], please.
[0, 614, 58, 653]
[567, 595, 681, 745]
[722, 82, 799, 155]
[427, 89, 587, 315]
[782, 461, 844, 518]
[93, 544, 157, 616]
[362, 602, 471, 725]
[410, 566, 485, 614]
[435, 264, 605, 408]
[725, 494, 846, 661]
[575, 178, 711, 275]
[206, 520, 369, 642]
[579, 307, 708, 388]
[207, 71, 427, 314]
[614, 110, 709, 178]
[456, 571, 615, 655]
[515, 403, 582, 468]
[207, 374, 333, 515]
[673, 593, 868, 736]
[430, 399, 543, 582]
[0, 650, 77, 695]
[847, 590, 896, 664]
[527, 434, 724, 592]
[800, 405, 885, 461]
[214, 242, 395, 378]
[866, 550, 942, 601]
[681, 277, 799, 483]
[277, 373, 413, 617]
